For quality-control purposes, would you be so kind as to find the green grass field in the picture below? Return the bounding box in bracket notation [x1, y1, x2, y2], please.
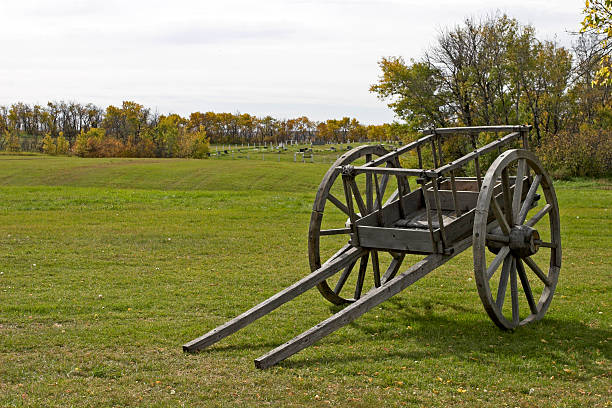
[0, 155, 610, 407]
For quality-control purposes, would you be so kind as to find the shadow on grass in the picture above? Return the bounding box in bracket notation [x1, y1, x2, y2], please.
[183, 294, 609, 380]
[276, 298, 610, 378]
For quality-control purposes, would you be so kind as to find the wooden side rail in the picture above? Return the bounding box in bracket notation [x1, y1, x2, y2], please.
[424, 125, 532, 134]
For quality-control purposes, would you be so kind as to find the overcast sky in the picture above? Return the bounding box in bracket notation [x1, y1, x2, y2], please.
[0, 0, 583, 124]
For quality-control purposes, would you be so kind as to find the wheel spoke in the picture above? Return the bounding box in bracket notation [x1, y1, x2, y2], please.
[496, 255, 512, 309]
[516, 257, 538, 315]
[366, 154, 373, 213]
[510, 256, 519, 325]
[371, 250, 381, 287]
[376, 173, 390, 209]
[348, 179, 368, 216]
[320, 228, 352, 236]
[534, 240, 557, 248]
[526, 204, 551, 227]
[327, 193, 350, 215]
[501, 168, 514, 226]
[512, 159, 527, 223]
[518, 174, 541, 225]
[486, 234, 509, 244]
[487, 246, 510, 280]
[523, 256, 551, 286]
[384, 189, 400, 207]
[321, 244, 352, 268]
[334, 259, 357, 294]
[491, 195, 511, 235]
[354, 253, 369, 299]
[381, 253, 405, 284]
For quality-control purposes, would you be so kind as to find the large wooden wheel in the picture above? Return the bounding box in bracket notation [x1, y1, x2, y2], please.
[473, 149, 561, 329]
[309, 145, 408, 305]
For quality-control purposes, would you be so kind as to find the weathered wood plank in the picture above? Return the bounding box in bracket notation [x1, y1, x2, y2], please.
[433, 132, 521, 176]
[348, 167, 426, 178]
[429, 125, 531, 134]
[357, 226, 437, 253]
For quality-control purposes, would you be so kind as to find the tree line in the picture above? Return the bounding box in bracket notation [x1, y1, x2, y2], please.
[0, 101, 406, 158]
[370, 14, 611, 177]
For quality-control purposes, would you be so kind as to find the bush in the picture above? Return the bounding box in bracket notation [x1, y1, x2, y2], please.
[537, 126, 612, 179]
[42, 133, 56, 154]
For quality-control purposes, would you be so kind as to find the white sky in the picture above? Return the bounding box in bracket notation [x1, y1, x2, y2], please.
[0, 0, 584, 124]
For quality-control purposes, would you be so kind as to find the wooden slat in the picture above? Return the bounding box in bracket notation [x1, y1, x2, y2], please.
[342, 175, 357, 234]
[253, 236, 472, 369]
[449, 171, 462, 217]
[512, 159, 527, 223]
[365, 153, 373, 213]
[434, 132, 521, 176]
[471, 133, 482, 188]
[501, 169, 514, 226]
[431, 138, 439, 168]
[183, 246, 366, 352]
[367, 134, 435, 168]
[431, 177, 447, 248]
[348, 167, 425, 178]
[431, 125, 531, 134]
[357, 226, 437, 253]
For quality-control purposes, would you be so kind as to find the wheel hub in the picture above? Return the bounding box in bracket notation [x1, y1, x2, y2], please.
[508, 225, 540, 258]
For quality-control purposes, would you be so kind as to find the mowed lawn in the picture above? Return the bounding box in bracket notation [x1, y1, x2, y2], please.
[0, 155, 609, 407]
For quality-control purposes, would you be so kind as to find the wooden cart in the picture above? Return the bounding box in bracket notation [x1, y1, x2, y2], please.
[183, 125, 562, 369]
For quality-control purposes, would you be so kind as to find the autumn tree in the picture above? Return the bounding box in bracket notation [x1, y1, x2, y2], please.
[581, 0, 612, 85]
[371, 14, 576, 143]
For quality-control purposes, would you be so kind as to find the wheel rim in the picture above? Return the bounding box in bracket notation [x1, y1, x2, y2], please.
[309, 145, 407, 305]
[473, 149, 561, 329]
